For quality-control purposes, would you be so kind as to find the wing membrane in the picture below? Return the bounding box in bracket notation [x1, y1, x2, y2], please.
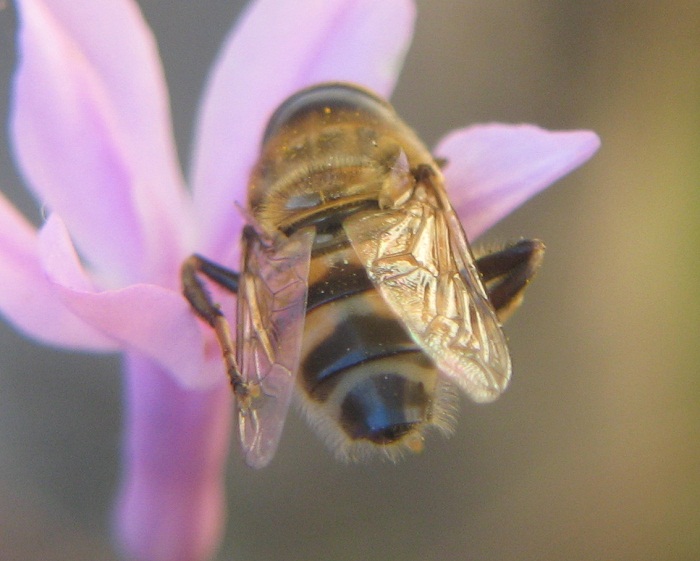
[344, 192, 511, 403]
[236, 226, 314, 467]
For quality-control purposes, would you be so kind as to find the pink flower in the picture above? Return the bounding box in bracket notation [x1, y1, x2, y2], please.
[0, 1, 600, 560]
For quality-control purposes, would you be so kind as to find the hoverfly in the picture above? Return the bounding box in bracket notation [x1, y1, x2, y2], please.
[181, 83, 544, 468]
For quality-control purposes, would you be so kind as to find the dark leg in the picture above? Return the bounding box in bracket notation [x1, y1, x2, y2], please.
[475, 240, 545, 323]
[181, 254, 239, 322]
[181, 255, 252, 401]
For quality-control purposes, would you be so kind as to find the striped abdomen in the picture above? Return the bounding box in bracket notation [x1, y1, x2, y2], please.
[297, 220, 440, 451]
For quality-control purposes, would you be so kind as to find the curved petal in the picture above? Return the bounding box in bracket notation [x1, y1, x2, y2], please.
[435, 124, 601, 240]
[11, 0, 190, 286]
[0, 193, 117, 350]
[191, 0, 416, 259]
[37, 215, 220, 388]
[115, 354, 232, 561]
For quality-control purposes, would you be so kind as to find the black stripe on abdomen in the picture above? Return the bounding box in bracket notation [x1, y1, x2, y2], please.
[306, 263, 374, 312]
[300, 311, 421, 401]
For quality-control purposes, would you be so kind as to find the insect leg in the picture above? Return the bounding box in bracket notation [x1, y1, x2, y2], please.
[181, 254, 239, 316]
[181, 255, 252, 401]
[475, 240, 545, 323]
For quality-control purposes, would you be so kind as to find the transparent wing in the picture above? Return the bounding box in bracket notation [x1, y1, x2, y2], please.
[236, 226, 314, 468]
[344, 191, 511, 403]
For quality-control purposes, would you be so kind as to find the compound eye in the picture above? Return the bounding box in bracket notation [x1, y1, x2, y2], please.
[262, 82, 392, 145]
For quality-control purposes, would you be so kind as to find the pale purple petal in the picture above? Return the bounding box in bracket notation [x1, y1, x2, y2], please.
[11, 0, 191, 286]
[191, 0, 415, 259]
[0, 193, 117, 349]
[435, 124, 601, 240]
[37, 216, 220, 388]
[115, 354, 232, 561]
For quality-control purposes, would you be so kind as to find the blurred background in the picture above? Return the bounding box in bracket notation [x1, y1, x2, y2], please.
[1, 1, 699, 560]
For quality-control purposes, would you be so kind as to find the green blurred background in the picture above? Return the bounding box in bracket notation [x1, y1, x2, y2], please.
[1, 1, 698, 559]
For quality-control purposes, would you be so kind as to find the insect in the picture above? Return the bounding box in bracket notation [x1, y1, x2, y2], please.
[181, 83, 544, 468]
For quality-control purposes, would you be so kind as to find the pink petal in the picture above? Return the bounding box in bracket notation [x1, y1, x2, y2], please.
[37, 215, 220, 389]
[0, 193, 117, 350]
[435, 124, 601, 240]
[191, 0, 415, 259]
[115, 354, 232, 561]
[11, 0, 190, 286]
